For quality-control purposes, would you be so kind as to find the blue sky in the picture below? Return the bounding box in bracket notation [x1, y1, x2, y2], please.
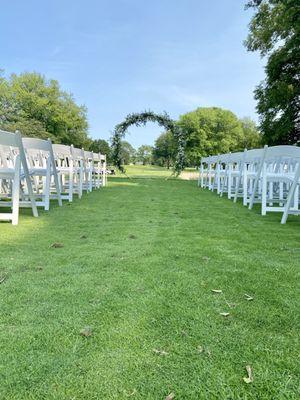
[0, 0, 265, 148]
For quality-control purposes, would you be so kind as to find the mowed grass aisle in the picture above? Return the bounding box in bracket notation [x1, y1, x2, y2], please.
[0, 166, 299, 399]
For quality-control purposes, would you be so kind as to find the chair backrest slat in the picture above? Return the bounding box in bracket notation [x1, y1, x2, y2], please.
[22, 137, 52, 152]
[52, 144, 72, 158]
[266, 145, 300, 160]
[71, 146, 83, 159]
[0, 129, 20, 147]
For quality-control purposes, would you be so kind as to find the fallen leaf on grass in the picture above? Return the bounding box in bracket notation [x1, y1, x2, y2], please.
[125, 389, 136, 397]
[244, 294, 254, 301]
[226, 302, 237, 308]
[211, 289, 222, 294]
[197, 345, 211, 357]
[50, 242, 64, 248]
[153, 348, 168, 356]
[165, 393, 175, 400]
[220, 312, 230, 317]
[197, 345, 204, 353]
[206, 349, 212, 357]
[223, 296, 237, 308]
[243, 365, 253, 384]
[80, 326, 93, 337]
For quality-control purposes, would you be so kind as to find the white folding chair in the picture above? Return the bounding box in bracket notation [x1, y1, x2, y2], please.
[220, 153, 239, 199]
[207, 155, 219, 192]
[255, 146, 300, 217]
[52, 144, 76, 202]
[82, 150, 93, 192]
[246, 146, 268, 209]
[198, 144, 300, 224]
[100, 154, 107, 187]
[232, 148, 264, 206]
[71, 146, 84, 198]
[92, 153, 102, 189]
[0, 130, 38, 224]
[226, 152, 245, 200]
[199, 156, 209, 188]
[22, 137, 62, 210]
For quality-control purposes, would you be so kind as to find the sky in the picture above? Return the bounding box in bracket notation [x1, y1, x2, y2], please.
[0, 0, 265, 148]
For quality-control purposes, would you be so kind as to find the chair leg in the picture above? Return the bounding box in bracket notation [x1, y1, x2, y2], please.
[44, 165, 51, 211]
[233, 172, 241, 203]
[279, 182, 283, 206]
[228, 171, 232, 199]
[261, 170, 267, 216]
[208, 166, 212, 190]
[89, 169, 93, 192]
[11, 157, 21, 225]
[281, 183, 297, 224]
[79, 166, 83, 199]
[281, 165, 300, 224]
[292, 186, 299, 211]
[243, 172, 248, 206]
[199, 165, 203, 187]
[269, 182, 273, 206]
[69, 171, 73, 202]
[52, 166, 62, 207]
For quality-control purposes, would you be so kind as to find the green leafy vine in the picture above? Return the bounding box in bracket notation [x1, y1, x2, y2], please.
[111, 111, 185, 175]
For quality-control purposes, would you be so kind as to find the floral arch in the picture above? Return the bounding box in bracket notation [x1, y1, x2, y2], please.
[111, 111, 185, 175]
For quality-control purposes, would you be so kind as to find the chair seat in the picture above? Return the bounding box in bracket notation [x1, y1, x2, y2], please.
[30, 167, 47, 175]
[57, 167, 72, 173]
[245, 172, 257, 179]
[17, 168, 53, 178]
[0, 168, 15, 178]
[231, 170, 240, 177]
[266, 173, 299, 183]
[57, 167, 82, 173]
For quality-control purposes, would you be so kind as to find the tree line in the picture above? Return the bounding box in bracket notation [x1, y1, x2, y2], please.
[0, 71, 261, 167]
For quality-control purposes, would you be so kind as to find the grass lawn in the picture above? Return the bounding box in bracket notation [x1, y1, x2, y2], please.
[114, 164, 175, 178]
[0, 165, 299, 399]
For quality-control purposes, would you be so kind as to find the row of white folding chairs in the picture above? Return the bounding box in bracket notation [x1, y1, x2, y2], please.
[198, 145, 300, 224]
[0, 130, 107, 225]
[52, 144, 107, 201]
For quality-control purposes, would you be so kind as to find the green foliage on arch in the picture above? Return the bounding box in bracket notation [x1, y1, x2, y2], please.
[111, 111, 185, 175]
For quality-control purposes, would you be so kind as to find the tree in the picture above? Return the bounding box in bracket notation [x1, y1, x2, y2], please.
[0, 71, 90, 147]
[178, 107, 245, 165]
[89, 139, 111, 162]
[120, 141, 136, 165]
[245, 0, 300, 144]
[136, 145, 153, 165]
[153, 132, 177, 168]
[239, 117, 262, 148]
